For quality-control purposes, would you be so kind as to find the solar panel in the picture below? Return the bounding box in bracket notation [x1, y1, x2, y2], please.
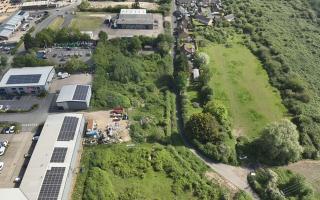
[38, 167, 65, 200]
[50, 147, 67, 163]
[72, 85, 89, 101]
[6, 74, 41, 84]
[57, 117, 79, 141]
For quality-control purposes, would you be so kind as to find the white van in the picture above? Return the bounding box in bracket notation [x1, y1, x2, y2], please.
[0, 146, 6, 156]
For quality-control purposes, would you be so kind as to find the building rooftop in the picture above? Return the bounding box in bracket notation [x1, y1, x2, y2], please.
[20, 113, 84, 200]
[56, 84, 91, 103]
[0, 66, 54, 87]
[0, 28, 12, 38]
[117, 13, 154, 25]
[120, 9, 146, 15]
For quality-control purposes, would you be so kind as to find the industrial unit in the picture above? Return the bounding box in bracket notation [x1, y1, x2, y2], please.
[21, 1, 59, 10]
[115, 9, 154, 29]
[0, 10, 29, 40]
[0, 113, 85, 200]
[56, 84, 92, 110]
[0, 66, 55, 95]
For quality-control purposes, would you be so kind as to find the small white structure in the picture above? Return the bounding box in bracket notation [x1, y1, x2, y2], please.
[0, 66, 55, 95]
[192, 68, 200, 80]
[56, 84, 92, 110]
[225, 14, 235, 22]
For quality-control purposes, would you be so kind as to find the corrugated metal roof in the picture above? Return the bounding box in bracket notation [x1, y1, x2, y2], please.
[56, 84, 91, 103]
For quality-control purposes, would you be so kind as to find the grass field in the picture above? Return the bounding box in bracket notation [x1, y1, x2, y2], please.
[69, 12, 104, 31]
[201, 42, 286, 138]
[48, 17, 64, 30]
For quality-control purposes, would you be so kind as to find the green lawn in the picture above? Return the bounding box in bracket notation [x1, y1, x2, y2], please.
[69, 12, 104, 31]
[201, 42, 286, 138]
[48, 17, 64, 30]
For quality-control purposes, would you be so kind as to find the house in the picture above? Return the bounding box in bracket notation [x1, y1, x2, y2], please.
[56, 84, 92, 110]
[0, 66, 55, 95]
[0, 113, 85, 200]
[225, 14, 235, 22]
[195, 14, 213, 26]
[115, 9, 154, 29]
[193, 68, 200, 80]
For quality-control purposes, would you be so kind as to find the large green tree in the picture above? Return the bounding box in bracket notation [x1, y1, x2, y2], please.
[185, 113, 222, 144]
[255, 119, 303, 165]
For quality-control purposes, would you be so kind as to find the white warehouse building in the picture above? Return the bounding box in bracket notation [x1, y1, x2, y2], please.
[0, 113, 85, 200]
[56, 84, 92, 110]
[0, 66, 55, 95]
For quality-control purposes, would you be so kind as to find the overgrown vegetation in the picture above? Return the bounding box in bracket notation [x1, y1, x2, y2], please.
[224, 0, 320, 158]
[92, 35, 176, 143]
[73, 144, 237, 200]
[248, 168, 315, 200]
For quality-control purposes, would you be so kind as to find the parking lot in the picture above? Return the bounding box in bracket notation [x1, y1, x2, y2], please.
[49, 73, 93, 93]
[0, 96, 40, 112]
[0, 131, 35, 188]
[46, 47, 93, 64]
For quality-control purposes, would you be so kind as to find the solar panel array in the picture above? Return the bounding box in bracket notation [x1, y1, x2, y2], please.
[6, 74, 41, 84]
[38, 167, 65, 200]
[50, 147, 67, 163]
[72, 85, 89, 100]
[57, 117, 79, 141]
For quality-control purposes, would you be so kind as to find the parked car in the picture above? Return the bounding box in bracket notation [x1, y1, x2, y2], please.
[24, 153, 31, 158]
[0, 162, 4, 170]
[0, 146, 6, 155]
[1, 140, 8, 147]
[14, 177, 21, 183]
[32, 136, 39, 141]
[4, 126, 15, 134]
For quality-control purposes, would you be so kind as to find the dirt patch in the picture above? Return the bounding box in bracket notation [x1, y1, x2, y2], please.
[284, 160, 320, 193]
[90, 1, 159, 10]
[82, 110, 131, 142]
[205, 171, 239, 197]
[233, 128, 244, 137]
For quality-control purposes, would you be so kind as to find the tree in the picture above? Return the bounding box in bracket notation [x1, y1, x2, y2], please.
[0, 55, 8, 67]
[255, 119, 303, 165]
[128, 37, 142, 53]
[24, 33, 37, 50]
[193, 52, 209, 68]
[185, 113, 222, 144]
[65, 57, 87, 73]
[98, 31, 108, 42]
[78, 0, 90, 10]
[175, 72, 188, 91]
[204, 100, 230, 128]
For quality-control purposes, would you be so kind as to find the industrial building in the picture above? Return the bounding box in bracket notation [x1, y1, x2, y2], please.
[21, 1, 59, 10]
[56, 84, 92, 110]
[0, 113, 85, 200]
[115, 9, 154, 29]
[0, 66, 55, 95]
[0, 10, 29, 40]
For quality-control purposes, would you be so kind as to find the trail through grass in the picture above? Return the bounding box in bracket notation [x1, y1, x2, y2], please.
[201, 42, 286, 138]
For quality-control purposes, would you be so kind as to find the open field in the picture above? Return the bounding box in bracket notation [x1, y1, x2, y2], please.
[284, 160, 320, 198]
[201, 43, 286, 138]
[69, 12, 105, 31]
[48, 16, 64, 30]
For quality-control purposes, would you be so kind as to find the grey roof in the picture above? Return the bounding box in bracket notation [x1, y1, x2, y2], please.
[0, 113, 84, 200]
[0, 66, 54, 87]
[117, 13, 154, 25]
[19, 113, 84, 200]
[195, 15, 212, 24]
[0, 28, 13, 38]
[56, 84, 91, 103]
